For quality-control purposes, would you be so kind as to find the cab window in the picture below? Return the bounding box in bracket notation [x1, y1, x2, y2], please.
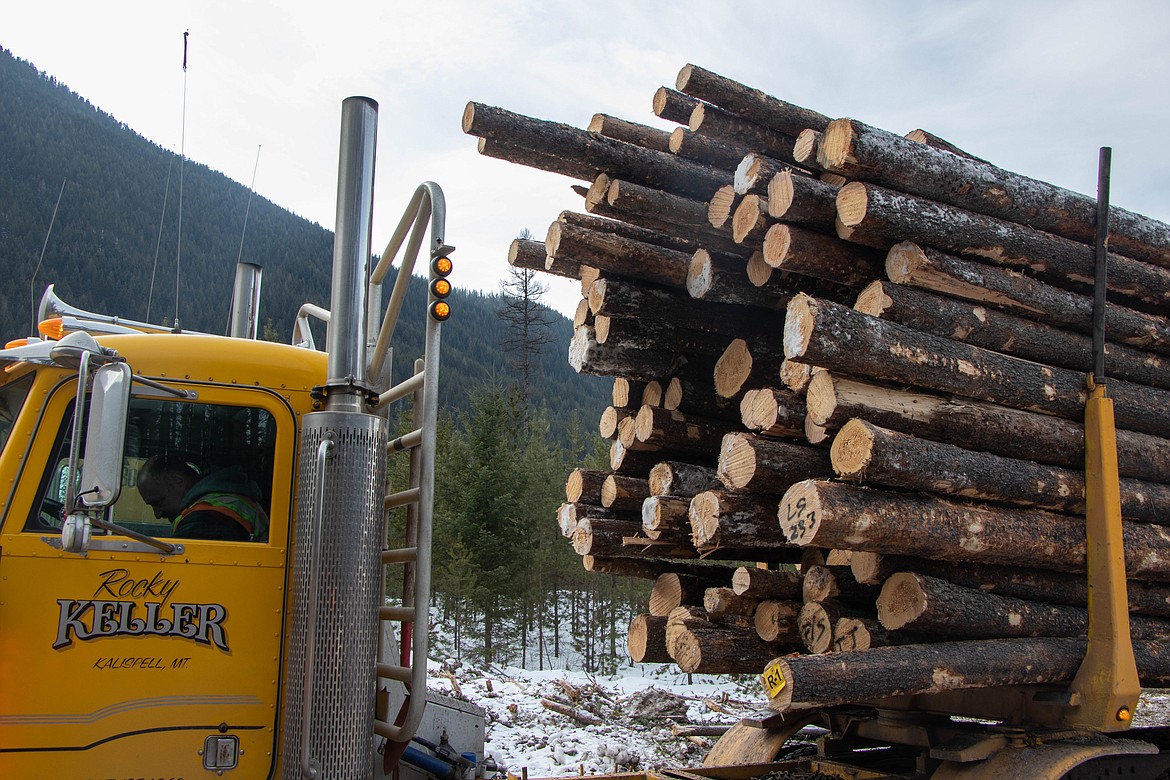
[0, 373, 34, 457]
[27, 396, 276, 542]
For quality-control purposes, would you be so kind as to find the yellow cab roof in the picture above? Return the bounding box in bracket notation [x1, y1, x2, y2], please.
[92, 332, 328, 392]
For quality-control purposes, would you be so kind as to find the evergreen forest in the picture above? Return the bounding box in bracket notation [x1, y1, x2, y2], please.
[1, 47, 646, 671]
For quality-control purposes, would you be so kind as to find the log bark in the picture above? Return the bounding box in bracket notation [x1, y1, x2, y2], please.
[583, 555, 737, 580]
[649, 461, 722, 497]
[735, 154, 797, 197]
[849, 551, 1170, 619]
[571, 518, 645, 557]
[587, 113, 672, 152]
[590, 278, 784, 339]
[642, 495, 693, 535]
[855, 280, 1170, 391]
[777, 480, 1170, 581]
[670, 127, 752, 169]
[783, 293, 1170, 439]
[762, 222, 884, 287]
[570, 325, 678, 381]
[689, 490, 796, 553]
[558, 502, 619, 538]
[594, 313, 742, 357]
[652, 87, 701, 125]
[672, 626, 787, 675]
[609, 440, 663, 475]
[651, 572, 726, 616]
[665, 376, 741, 422]
[508, 238, 547, 272]
[765, 637, 1170, 713]
[704, 587, 760, 618]
[733, 567, 802, 600]
[548, 221, 692, 290]
[601, 474, 651, 512]
[566, 468, 608, 505]
[689, 103, 797, 165]
[802, 565, 878, 605]
[601, 178, 746, 254]
[635, 404, 730, 455]
[886, 242, 1170, 357]
[805, 371, 1170, 485]
[754, 600, 803, 644]
[612, 378, 645, 409]
[831, 617, 917, 652]
[831, 418, 1170, 524]
[464, 102, 728, 200]
[718, 432, 833, 494]
[688, 249, 796, 310]
[561, 204, 701, 255]
[628, 614, 672, 663]
[739, 387, 807, 439]
[767, 169, 839, 231]
[475, 136, 601, 181]
[675, 64, 831, 137]
[903, 129, 988, 164]
[817, 117, 1170, 270]
[835, 181, 1170, 310]
[877, 572, 1170, 640]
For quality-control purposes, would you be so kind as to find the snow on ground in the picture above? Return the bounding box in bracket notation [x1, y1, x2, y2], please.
[426, 658, 768, 777]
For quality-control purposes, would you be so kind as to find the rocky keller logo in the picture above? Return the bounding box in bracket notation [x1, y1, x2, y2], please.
[53, 568, 230, 651]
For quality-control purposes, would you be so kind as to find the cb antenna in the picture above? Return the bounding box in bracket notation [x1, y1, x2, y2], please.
[173, 29, 190, 332]
[29, 178, 67, 338]
[235, 144, 262, 265]
[146, 152, 174, 322]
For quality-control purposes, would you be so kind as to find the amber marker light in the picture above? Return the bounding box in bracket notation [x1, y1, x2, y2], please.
[432, 256, 453, 277]
[431, 278, 452, 298]
[1117, 706, 1132, 722]
[4, 338, 30, 349]
[38, 318, 66, 340]
[430, 301, 451, 321]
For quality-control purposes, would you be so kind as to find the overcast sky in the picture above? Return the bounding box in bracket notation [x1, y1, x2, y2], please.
[5, 1, 1169, 316]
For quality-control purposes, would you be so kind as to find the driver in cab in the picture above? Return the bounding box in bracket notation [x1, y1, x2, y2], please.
[137, 454, 269, 542]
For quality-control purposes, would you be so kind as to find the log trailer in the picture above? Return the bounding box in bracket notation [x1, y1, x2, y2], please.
[0, 97, 479, 780]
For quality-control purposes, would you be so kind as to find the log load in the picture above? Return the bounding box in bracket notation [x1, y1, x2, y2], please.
[650, 572, 727, 616]
[601, 474, 651, 513]
[472, 64, 1170, 700]
[566, 468, 608, 505]
[508, 238, 547, 272]
[817, 117, 1170, 269]
[777, 479, 1170, 581]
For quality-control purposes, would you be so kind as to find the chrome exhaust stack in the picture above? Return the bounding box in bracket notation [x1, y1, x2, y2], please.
[228, 262, 263, 339]
[281, 97, 387, 780]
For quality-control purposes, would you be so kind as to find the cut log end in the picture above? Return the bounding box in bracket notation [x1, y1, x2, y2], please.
[804, 370, 837, 427]
[708, 185, 737, 229]
[777, 479, 824, 546]
[853, 280, 893, 318]
[817, 118, 856, 172]
[768, 170, 797, 218]
[876, 572, 930, 631]
[746, 251, 773, 286]
[687, 251, 715, 299]
[689, 490, 721, 547]
[762, 223, 792, 269]
[829, 418, 877, 478]
[835, 181, 869, 227]
[885, 241, 927, 283]
[460, 102, 478, 134]
[793, 130, 820, 166]
[714, 338, 753, 398]
[718, 432, 758, 491]
[782, 293, 816, 361]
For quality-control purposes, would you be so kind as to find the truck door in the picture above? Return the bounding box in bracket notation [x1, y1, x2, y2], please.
[0, 375, 298, 779]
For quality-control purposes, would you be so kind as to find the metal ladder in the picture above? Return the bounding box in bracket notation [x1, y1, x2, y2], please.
[366, 182, 452, 746]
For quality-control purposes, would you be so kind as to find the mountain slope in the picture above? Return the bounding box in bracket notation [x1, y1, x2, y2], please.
[0, 47, 608, 432]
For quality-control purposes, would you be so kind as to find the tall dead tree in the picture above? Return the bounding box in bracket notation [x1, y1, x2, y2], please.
[499, 229, 556, 408]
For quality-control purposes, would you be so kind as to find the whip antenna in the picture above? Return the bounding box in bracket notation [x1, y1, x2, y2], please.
[235, 145, 262, 265]
[29, 178, 67, 338]
[146, 153, 174, 322]
[173, 29, 189, 331]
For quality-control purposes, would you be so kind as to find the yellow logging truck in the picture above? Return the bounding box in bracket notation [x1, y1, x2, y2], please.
[0, 98, 464, 779]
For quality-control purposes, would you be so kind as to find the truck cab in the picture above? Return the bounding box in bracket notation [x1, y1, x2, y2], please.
[0, 334, 321, 777]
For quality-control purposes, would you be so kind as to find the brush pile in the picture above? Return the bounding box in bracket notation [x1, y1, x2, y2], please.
[463, 64, 1170, 716]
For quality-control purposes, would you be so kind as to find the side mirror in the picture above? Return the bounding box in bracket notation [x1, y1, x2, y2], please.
[77, 361, 132, 508]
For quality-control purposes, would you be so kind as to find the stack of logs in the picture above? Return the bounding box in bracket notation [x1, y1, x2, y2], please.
[465, 64, 1170, 716]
